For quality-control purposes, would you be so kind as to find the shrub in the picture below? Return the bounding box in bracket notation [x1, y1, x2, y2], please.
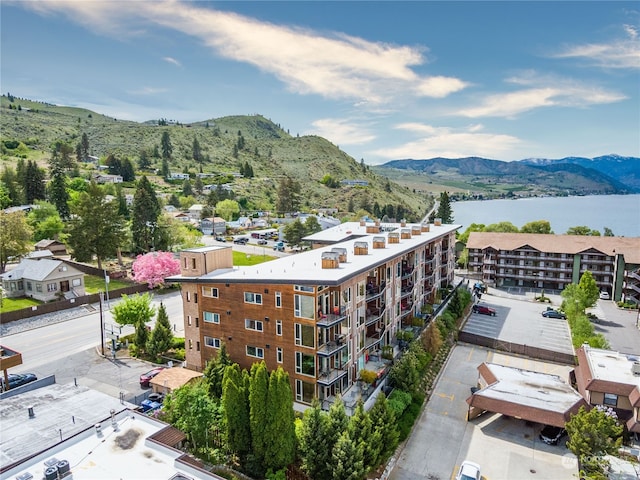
[387, 389, 412, 416]
[172, 337, 185, 349]
[360, 369, 378, 385]
[397, 395, 424, 442]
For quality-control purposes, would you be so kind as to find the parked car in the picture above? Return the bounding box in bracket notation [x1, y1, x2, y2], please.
[455, 460, 481, 480]
[139, 367, 166, 387]
[472, 304, 496, 316]
[542, 309, 566, 319]
[0, 373, 37, 391]
[140, 399, 162, 413]
[233, 237, 249, 245]
[599, 291, 610, 300]
[273, 241, 285, 251]
[214, 236, 226, 242]
[147, 392, 165, 403]
[539, 425, 567, 445]
[257, 239, 268, 245]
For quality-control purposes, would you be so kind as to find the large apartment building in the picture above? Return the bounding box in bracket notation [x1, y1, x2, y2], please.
[466, 232, 640, 303]
[168, 220, 458, 407]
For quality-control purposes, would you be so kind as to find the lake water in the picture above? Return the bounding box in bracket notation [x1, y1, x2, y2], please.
[451, 194, 640, 237]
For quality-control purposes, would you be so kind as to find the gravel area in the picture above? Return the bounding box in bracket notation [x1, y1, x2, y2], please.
[1, 304, 98, 337]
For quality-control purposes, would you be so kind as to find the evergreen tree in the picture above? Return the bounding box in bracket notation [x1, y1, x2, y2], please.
[368, 394, 399, 466]
[436, 191, 453, 223]
[332, 430, 365, 480]
[566, 405, 623, 465]
[48, 160, 70, 219]
[1, 165, 23, 206]
[161, 158, 170, 178]
[66, 181, 126, 269]
[249, 362, 269, 472]
[283, 218, 306, 246]
[147, 302, 173, 358]
[299, 399, 331, 480]
[138, 148, 152, 170]
[304, 216, 322, 236]
[161, 130, 173, 160]
[203, 342, 232, 398]
[80, 133, 90, 161]
[182, 179, 193, 197]
[192, 136, 202, 164]
[24, 160, 46, 204]
[131, 176, 161, 253]
[327, 397, 349, 448]
[347, 402, 376, 471]
[194, 176, 204, 195]
[221, 364, 251, 456]
[168, 193, 181, 208]
[115, 185, 130, 219]
[121, 158, 135, 182]
[263, 368, 296, 472]
[276, 177, 301, 214]
[347, 197, 355, 213]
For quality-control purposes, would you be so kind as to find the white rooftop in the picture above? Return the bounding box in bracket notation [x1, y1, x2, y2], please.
[2, 409, 221, 480]
[583, 346, 640, 388]
[177, 221, 460, 284]
[480, 363, 584, 412]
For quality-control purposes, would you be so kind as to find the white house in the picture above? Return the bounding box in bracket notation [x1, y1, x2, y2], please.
[170, 173, 191, 180]
[0, 258, 85, 302]
[188, 204, 205, 220]
[93, 174, 123, 184]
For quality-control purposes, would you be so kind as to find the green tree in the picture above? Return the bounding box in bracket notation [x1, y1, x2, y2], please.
[194, 176, 204, 195]
[78, 133, 90, 162]
[0, 183, 11, 209]
[388, 349, 420, 393]
[138, 148, 152, 170]
[435, 191, 453, 224]
[182, 179, 193, 197]
[27, 201, 65, 242]
[368, 393, 399, 465]
[66, 181, 126, 269]
[304, 216, 322, 236]
[566, 405, 623, 471]
[161, 130, 173, 160]
[327, 397, 349, 448]
[263, 367, 296, 472]
[520, 220, 552, 234]
[24, 160, 46, 204]
[332, 430, 365, 480]
[48, 159, 70, 219]
[283, 218, 306, 246]
[566, 225, 600, 236]
[146, 302, 173, 358]
[131, 176, 161, 253]
[202, 342, 232, 398]
[578, 270, 600, 308]
[192, 136, 202, 164]
[112, 292, 155, 352]
[298, 399, 331, 480]
[347, 402, 376, 471]
[0, 211, 33, 273]
[1, 166, 23, 206]
[215, 199, 240, 221]
[161, 158, 170, 178]
[603, 227, 614, 237]
[485, 221, 519, 233]
[222, 364, 251, 456]
[52, 141, 76, 172]
[249, 362, 269, 473]
[276, 177, 301, 214]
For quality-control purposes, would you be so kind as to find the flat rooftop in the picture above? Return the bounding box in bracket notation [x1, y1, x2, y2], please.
[0, 383, 136, 469]
[2, 409, 221, 480]
[174, 221, 460, 285]
[584, 347, 640, 388]
[479, 363, 584, 412]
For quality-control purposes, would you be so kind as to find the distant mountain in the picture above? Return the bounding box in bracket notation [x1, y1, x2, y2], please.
[518, 155, 640, 191]
[377, 155, 639, 196]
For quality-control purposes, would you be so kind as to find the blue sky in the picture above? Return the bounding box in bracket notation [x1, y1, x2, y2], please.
[2, 1, 639, 165]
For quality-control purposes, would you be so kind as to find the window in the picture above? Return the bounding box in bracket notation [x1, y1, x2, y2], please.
[295, 352, 315, 376]
[276, 320, 283, 336]
[191, 258, 196, 269]
[26, 282, 32, 291]
[203, 311, 220, 324]
[47, 283, 57, 292]
[197, 341, 200, 351]
[194, 293, 198, 304]
[36, 284, 42, 292]
[277, 347, 283, 363]
[204, 336, 220, 348]
[603, 393, 618, 407]
[275, 291, 282, 308]
[295, 323, 315, 348]
[294, 285, 314, 293]
[72, 278, 81, 287]
[246, 345, 264, 358]
[203, 287, 219, 298]
[294, 294, 314, 319]
[189, 339, 193, 350]
[295, 379, 315, 403]
[244, 292, 263, 304]
[187, 315, 192, 326]
[245, 319, 264, 331]
[186, 291, 191, 302]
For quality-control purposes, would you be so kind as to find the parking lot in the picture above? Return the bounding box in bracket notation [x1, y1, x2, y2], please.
[390, 344, 577, 480]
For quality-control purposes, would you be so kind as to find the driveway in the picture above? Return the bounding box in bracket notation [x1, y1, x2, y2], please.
[589, 299, 640, 354]
[390, 344, 577, 480]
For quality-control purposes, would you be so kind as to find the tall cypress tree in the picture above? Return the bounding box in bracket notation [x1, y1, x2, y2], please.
[369, 393, 399, 466]
[331, 430, 365, 480]
[263, 368, 296, 472]
[221, 364, 251, 456]
[347, 402, 375, 471]
[203, 342, 231, 398]
[249, 362, 269, 470]
[299, 398, 331, 480]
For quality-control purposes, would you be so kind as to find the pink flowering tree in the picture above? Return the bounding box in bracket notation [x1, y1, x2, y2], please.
[131, 251, 180, 289]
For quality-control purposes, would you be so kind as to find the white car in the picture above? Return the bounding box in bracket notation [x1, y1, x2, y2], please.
[456, 460, 481, 480]
[599, 291, 610, 300]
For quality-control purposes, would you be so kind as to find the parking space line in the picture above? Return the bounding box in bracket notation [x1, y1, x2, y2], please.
[467, 346, 475, 361]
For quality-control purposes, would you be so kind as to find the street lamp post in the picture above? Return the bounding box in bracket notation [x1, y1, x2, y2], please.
[99, 291, 105, 356]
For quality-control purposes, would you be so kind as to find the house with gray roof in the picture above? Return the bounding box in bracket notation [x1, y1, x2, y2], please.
[0, 258, 85, 302]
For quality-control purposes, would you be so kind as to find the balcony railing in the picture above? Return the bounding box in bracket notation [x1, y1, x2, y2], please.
[366, 285, 385, 302]
[317, 307, 347, 328]
[317, 367, 348, 386]
[317, 336, 348, 357]
[365, 305, 386, 326]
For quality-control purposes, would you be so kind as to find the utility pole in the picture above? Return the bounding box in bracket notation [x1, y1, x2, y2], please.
[99, 291, 105, 356]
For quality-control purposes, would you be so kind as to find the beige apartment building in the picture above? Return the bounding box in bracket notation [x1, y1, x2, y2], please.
[466, 232, 640, 303]
[168, 220, 458, 408]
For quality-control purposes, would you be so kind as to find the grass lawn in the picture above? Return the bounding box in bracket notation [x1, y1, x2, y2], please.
[233, 251, 276, 266]
[84, 275, 134, 293]
[0, 296, 40, 313]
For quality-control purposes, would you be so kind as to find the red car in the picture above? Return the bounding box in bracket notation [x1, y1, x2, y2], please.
[472, 304, 496, 316]
[139, 367, 166, 387]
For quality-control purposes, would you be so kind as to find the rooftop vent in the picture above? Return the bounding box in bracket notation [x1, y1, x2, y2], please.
[372, 236, 385, 249]
[330, 247, 347, 263]
[366, 225, 380, 234]
[400, 228, 412, 239]
[434, 218, 442, 226]
[321, 252, 340, 269]
[354, 241, 368, 255]
[421, 223, 430, 232]
[388, 232, 400, 244]
[411, 226, 421, 236]
[632, 361, 640, 376]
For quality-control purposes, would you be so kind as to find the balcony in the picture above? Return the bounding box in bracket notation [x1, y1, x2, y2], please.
[401, 265, 415, 280]
[317, 367, 348, 387]
[366, 284, 385, 302]
[365, 305, 386, 326]
[317, 336, 348, 357]
[317, 306, 347, 328]
[365, 329, 383, 349]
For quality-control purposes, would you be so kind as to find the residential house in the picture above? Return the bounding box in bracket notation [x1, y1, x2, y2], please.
[200, 217, 227, 235]
[171, 211, 191, 223]
[466, 232, 640, 303]
[252, 218, 269, 228]
[93, 173, 123, 184]
[573, 345, 640, 434]
[167, 219, 458, 410]
[34, 239, 67, 256]
[149, 367, 203, 395]
[187, 204, 205, 220]
[226, 216, 253, 230]
[0, 258, 85, 302]
[170, 172, 191, 180]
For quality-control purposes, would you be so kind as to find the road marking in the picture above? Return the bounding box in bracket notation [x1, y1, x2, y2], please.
[436, 392, 454, 401]
[467, 347, 475, 361]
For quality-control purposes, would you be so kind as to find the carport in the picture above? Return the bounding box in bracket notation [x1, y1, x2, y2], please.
[467, 362, 588, 427]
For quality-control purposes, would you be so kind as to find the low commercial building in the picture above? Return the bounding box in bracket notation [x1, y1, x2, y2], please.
[168, 219, 458, 409]
[466, 232, 640, 303]
[573, 345, 640, 434]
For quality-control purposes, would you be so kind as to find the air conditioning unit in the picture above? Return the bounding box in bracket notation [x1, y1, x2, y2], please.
[632, 361, 640, 376]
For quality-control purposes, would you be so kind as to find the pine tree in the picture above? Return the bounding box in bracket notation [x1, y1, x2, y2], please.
[146, 302, 173, 358]
[368, 393, 399, 466]
[24, 160, 46, 204]
[161, 130, 173, 160]
[131, 176, 161, 253]
[436, 191, 453, 223]
[192, 136, 202, 164]
[121, 158, 135, 182]
[347, 402, 375, 471]
[263, 368, 296, 472]
[47, 161, 70, 219]
[203, 342, 232, 398]
[249, 362, 269, 472]
[299, 398, 331, 480]
[221, 364, 251, 456]
[332, 430, 365, 480]
[327, 397, 349, 447]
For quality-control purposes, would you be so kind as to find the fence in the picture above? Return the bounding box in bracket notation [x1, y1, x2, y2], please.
[457, 330, 576, 365]
[0, 284, 149, 324]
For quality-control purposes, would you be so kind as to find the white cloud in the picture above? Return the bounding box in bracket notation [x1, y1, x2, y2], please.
[18, 1, 468, 106]
[371, 123, 521, 160]
[457, 72, 626, 118]
[550, 25, 640, 69]
[127, 86, 168, 95]
[309, 119, 376, 146]
[163, 56, 181, 67]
